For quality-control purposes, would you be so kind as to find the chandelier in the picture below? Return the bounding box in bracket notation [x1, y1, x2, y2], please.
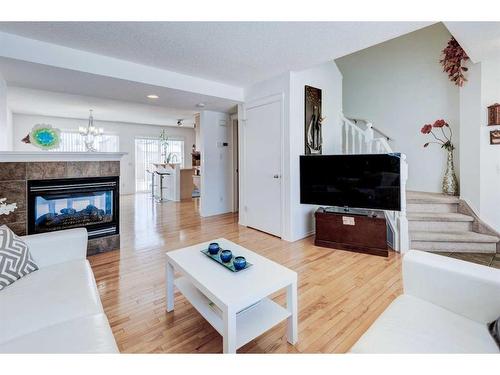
[78, 109, 103, 152]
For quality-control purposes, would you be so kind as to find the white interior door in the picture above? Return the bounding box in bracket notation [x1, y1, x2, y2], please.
[244, 98, 282, 237]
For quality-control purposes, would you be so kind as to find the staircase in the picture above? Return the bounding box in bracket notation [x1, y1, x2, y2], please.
[408, 191, 499, 253]
[342, 113, 499, 255]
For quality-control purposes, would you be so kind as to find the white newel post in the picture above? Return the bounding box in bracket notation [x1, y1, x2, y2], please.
[365, 123, 374, 154]
[399, 154, 409, 253]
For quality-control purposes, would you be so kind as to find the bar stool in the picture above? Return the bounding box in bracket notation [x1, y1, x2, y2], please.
[155, 171, 171, 203]
[146, 169, 156, 198]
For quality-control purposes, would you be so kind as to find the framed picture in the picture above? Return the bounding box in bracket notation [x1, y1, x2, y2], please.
[488, 103, 500, 125]
[304, 85, 322, 155]
[490, 130, 500, 145]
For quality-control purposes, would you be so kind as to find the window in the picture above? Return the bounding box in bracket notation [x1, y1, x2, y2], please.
[135, 137, 184, 192]
[51, 131, 119, 152]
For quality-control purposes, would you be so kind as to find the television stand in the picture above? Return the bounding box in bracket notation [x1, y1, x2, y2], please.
[314, 207, 389, 257]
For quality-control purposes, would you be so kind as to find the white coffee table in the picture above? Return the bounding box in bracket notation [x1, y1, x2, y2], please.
[165, 238, 298, 353]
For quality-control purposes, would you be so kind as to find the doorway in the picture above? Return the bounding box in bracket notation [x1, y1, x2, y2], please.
[242, 95, 283, 237]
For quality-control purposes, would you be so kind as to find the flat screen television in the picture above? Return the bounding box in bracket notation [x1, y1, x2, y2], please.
[300, 154, 401, 211]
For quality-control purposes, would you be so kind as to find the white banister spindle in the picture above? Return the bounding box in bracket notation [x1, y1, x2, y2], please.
[365, 124, 374, 154]
[352, 131, 356, 153]
[344, 122, 349, 154]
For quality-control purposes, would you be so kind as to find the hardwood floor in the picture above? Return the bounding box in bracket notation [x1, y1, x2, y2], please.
[88, 193, 403, 353]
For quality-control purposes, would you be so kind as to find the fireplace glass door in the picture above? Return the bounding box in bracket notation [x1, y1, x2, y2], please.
[28, 177, 119, 238]
[34, 191, 114, 233]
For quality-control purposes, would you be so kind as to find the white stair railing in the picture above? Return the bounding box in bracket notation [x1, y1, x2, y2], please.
[341, 113, 409, 253]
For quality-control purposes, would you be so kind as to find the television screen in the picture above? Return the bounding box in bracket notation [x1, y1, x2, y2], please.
[300, 154, 401, 211]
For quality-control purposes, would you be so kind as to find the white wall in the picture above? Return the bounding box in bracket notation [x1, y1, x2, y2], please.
[0, 74, 13, 151]
[458, 57, 500, 232]
[336, 23, 460, 193]
[459, 63, 482, 213]
[12, 113, 195, 195]
[199, 110, 232, 217]
[288, 62, 343, 240]
[242, 62, 343, 241]
[6, 108, 13, 151]
[479, 58, 500, 231]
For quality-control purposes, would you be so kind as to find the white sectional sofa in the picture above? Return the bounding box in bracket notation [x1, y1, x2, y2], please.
[350, 250, 500, 353]
[0, 228, 118, 353]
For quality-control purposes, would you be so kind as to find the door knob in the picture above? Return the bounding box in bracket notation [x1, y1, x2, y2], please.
[273, 174, 280, 179]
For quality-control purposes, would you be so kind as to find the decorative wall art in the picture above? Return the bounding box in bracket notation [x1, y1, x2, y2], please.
[488, 103, 500, 125]
[304, 85, 323, 154]
[490, 130, 500, 145]
[21, 124, 61, 150]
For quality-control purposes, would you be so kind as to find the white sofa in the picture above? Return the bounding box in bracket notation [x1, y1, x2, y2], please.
[350, 250, 500, 353]
[0, 228, 118, 353]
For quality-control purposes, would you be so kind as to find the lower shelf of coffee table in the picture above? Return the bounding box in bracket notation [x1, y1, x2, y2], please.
[175, 276, 291, 349]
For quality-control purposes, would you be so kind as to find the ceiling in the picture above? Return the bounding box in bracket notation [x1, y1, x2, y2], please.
[444, 22, 500, 63]
[0, 21, 432, 86]
[7, 86, 198, 127]
[0, 57, 239, 114]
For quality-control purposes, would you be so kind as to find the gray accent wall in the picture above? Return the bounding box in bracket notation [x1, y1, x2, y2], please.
[336, 23, 460, 193]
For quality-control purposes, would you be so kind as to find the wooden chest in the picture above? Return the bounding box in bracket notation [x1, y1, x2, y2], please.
[314, 208, 389, 257]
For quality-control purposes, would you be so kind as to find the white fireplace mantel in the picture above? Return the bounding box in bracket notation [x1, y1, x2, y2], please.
[0, 152, 127, 162]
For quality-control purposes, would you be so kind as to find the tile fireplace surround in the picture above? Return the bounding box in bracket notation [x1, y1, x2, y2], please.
[0, 152, 126, 255]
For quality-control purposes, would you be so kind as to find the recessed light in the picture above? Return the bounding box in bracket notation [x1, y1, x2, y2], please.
[147, 94, 159, 99]
[196, 102, 205, 108]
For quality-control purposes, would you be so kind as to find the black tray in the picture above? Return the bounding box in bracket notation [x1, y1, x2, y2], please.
[201, 248, 252, 272]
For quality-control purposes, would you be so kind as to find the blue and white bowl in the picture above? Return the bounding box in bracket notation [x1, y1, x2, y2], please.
[220, 250, 233, 263]
[233, 256, 247, 270]
[208, 242, 220, 255]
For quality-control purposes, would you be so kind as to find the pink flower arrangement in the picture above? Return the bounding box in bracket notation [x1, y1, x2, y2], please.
[420, 119, 455, 151]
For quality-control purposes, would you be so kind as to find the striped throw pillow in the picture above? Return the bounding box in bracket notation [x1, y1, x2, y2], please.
[0, 225, 39, 290]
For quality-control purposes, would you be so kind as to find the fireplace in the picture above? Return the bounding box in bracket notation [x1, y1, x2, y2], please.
[27, 176, 119, 239]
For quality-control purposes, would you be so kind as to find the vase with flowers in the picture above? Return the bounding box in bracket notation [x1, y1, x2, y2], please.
[421, 119, 459, 196]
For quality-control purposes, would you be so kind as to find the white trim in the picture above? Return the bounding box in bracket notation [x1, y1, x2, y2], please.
[237, 104, 245, 225]
[0, 151, 126, 162]
[230, 113, 239, 213]
[240, 93, 285, 239]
